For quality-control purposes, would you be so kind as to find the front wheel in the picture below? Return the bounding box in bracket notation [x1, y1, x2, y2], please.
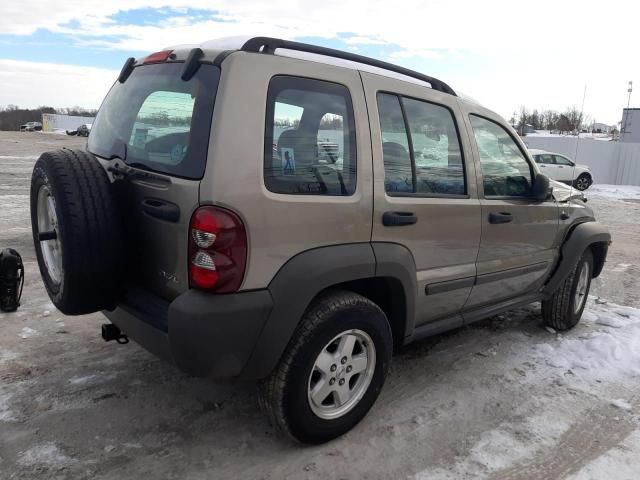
[574, 173, 592, 191]
[542, 249, 593, 331]
[259, 290, 392, 444]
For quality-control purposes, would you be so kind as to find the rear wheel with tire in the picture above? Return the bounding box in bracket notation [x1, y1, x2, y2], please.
[574, 173, 592, 191]
[30, 149, 123, 315]
[259, 290, 392, 444]
[542, 249, 593, 331]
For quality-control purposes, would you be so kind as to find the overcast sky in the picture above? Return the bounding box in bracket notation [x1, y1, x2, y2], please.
[1, 0, 638, 125]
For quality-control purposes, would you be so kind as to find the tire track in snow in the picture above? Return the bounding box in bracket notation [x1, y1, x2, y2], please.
[490, 394, 639, 480]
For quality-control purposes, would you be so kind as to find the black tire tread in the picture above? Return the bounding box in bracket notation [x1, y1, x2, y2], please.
[258, 289, 390, 443]
[574, 173, 592, 191]
[30, 149, 123, 315]
[541, 249, 592, 331]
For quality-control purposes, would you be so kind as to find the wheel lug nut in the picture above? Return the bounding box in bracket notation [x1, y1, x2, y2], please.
[339, 379, 345, 386]
[346, 366, 352, 373]
[330, 364, 337, 372]
[341, 357, 347, 364]
[329, 378, 335, 385]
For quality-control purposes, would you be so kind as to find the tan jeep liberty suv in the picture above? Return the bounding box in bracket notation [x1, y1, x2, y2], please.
[30, 37, 611, 444]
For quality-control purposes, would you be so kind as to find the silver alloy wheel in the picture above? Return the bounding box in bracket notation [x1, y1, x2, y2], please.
[307, 329, 376, 420]
[575, 176, 590, 190]
[573, 261, 590, 314]
[37, 185, 63, 285]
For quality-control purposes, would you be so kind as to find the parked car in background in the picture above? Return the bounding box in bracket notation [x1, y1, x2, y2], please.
[528, 149, 593, 190]
[66, 124, 92, 137]
[20, 121, 42, 132]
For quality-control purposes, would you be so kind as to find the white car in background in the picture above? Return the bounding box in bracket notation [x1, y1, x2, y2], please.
[529, 149, 593, 191]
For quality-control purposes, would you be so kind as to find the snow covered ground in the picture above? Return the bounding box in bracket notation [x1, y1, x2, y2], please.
[527, 131, 614, 142]
[588, 184, 640, 202]
[1, 132, 640, 479]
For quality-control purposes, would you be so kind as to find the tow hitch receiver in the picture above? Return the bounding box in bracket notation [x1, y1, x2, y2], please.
[101, 323, 129, 344]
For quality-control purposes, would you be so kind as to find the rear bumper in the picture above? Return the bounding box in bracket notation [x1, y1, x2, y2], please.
[103, 288, 273, 378]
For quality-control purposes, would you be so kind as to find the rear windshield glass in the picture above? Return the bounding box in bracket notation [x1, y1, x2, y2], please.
[88, 63, 219, 179]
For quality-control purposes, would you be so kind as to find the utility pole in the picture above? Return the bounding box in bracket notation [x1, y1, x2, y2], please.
[622, 81, 633, 136]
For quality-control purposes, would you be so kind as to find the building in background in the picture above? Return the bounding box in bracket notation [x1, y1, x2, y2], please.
[41, 113, 95, 133]
[621, 108, 640, 143]
[592, 122, 614, 134]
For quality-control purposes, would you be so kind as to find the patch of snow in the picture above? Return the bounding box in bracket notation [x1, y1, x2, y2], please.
[0, 349, 19, 362]
[610, 263, 632, 273]
[17, 443, 73, 467]
[18, 327, 37, 339]
[68, 374, 98, 385]
[525, 132, 612, 141]
[595, 316, 626, 329]
[588, 184, 640, 201]
[416, 299, 640, 478]
[532, 301, 640, 378]
[610, 399, 633, 411]
[415, 426, 540, 479]
[567, 430, 640, 480]
[122, 442, 143, 449]
[0, 390, 17, 422]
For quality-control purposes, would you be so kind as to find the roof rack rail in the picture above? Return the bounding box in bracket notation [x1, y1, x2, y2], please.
[240, 37, 456, 97]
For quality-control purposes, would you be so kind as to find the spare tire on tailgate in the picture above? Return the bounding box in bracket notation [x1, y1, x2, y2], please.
[30, 149, 123, 315]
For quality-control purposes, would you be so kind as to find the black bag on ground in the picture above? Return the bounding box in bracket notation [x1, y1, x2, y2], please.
[0, 248, 24, 312]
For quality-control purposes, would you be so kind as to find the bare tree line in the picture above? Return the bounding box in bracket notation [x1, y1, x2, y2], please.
[509, 105, 610, 134]
[0, 105, 98, 131]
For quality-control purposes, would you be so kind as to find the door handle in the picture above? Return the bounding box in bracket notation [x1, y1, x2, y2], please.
[141, 198, 180, 222]
[488, 212, 513, 224]
[382, 211, 417, 227]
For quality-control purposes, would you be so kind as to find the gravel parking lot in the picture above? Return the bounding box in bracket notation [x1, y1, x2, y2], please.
[1, 131, 640, 479]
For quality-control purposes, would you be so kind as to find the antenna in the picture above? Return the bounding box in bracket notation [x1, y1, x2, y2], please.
[569, 84, 587, 199]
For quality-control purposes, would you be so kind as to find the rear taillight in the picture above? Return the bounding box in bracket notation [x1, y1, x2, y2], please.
[188, 206, 247, 293]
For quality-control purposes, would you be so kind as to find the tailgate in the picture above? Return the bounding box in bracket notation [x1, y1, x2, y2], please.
[87, 60, 221, 302]
[113, 172, 199, 300]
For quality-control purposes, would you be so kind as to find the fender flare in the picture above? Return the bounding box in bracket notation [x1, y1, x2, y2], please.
[240, 242, 416, 379]
[371, 242, 417, 341]
[542, 221, 611, 298]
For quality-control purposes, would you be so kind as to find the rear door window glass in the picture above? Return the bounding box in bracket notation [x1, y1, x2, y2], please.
[402, 97, 465, 195]
[376, 93, 465, 195]
[265, 76, 356, 196]
[377, 93, 414, 193]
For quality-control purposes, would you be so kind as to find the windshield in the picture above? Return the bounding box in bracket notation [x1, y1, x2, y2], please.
[88, 62, 220, 179]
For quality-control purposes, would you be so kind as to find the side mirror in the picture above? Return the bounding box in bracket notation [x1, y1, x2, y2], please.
[532, 173, 552, 201]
